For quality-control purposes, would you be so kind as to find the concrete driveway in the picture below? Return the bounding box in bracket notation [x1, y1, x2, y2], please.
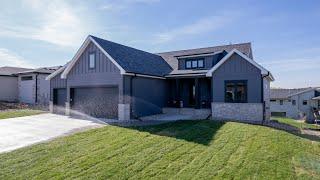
[0, 113, 105, 153]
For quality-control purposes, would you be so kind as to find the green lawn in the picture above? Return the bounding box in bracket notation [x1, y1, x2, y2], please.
[0, 120, 319, 179]
[272, 116, 320, 130]
[0, 109, 44, 120]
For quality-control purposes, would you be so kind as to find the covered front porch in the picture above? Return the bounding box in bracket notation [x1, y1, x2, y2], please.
[166, 77, 212, 109]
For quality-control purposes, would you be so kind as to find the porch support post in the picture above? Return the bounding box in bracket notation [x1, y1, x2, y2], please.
[65, 86, 71, 116]
[175, 79, 180, 107]
[195, 78, 200, 109]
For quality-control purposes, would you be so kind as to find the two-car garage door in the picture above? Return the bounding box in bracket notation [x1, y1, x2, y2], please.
[71, 87, 118, 119]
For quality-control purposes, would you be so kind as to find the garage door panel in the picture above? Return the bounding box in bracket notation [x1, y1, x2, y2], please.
[72, 87, 118, 118]
[19, 80, 34, 104]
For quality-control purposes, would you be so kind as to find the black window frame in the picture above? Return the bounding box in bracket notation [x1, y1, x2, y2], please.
[224, 80, 248, 103]
[21, 76, 33, 81]
[292, 100, 296, 106]
[88, 52, 96, 69]
[303, 100, 308, 105]
[280, 100, 283, 105]
[185, 58, 205, 69]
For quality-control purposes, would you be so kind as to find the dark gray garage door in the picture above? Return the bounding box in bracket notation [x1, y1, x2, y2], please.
[53, 88, 66, 114]
[71, 87, 119, 118]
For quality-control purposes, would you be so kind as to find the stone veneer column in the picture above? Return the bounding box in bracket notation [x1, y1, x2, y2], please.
[65, 102, 70, 116]
[49, 101, 53, 113]
[118, 104, 130, 121]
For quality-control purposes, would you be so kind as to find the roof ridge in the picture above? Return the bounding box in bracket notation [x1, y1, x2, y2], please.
[90, 35, 163, 58]
[157, 42, 252, 54]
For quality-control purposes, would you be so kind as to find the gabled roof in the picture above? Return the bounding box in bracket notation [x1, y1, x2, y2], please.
[61, 35, 173, 78]
[51, 35, 272, 81]
[15, 66, 61, 75]
[158, 42, 252, 71]
[288, 87, 320, 97]
[0, 66, 33, 76]
[205, 49, 274, 81]
[270, 87, 314, 99]
[46, 63, 69, 80]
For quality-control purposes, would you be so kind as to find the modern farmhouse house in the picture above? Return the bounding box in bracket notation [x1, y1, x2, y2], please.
[47, 35, 274, 122]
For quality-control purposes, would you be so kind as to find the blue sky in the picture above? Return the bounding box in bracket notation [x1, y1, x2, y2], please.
[0, 0, 319, 88]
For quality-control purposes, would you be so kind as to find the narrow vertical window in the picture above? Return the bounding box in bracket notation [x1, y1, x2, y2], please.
[280, 100, 283, 105]
[89, 52, 95, 69]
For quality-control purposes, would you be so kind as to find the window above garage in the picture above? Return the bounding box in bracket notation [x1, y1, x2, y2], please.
[21, 76, 33, 81]
[89, 52, 96, 69]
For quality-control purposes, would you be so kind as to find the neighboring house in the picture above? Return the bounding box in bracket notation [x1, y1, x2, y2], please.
[14, 67, 61, 105]
[270, 87, 320, 122]
[0, 67, 33, 102]
[0, 66, 60, 105]
[47, 35, 274, 122]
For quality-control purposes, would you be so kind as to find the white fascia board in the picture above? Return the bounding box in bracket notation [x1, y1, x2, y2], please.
[89, 36, 126, 74]
[45, 65, 66, 80]
[205, 49, 274, 81]
[60, 36, 126, 79]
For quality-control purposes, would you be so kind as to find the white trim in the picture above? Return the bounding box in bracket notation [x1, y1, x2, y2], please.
[123, 73, 166, 79]
[45, 65, 67, 80]
[176, 51, 223, 59]
[60, 36, 126, 79]
[165, 73, 206, 78]
[205, 49, 274, 81]
[89, 36, 126, 74]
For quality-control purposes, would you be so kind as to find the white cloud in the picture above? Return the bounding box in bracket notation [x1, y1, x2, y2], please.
[100, 0, 159, 12]
[0, 48, 34, 68]
[0, 0, 92, 47]
[153, 14, 234, 44]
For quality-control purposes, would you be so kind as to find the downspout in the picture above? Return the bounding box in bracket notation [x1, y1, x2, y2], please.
[261, 72, 269, 124]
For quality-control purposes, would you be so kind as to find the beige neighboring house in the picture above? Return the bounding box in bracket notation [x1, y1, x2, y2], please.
[0, 66, 60, 105]
[0, 67, 33, 102]
[270, 87, 320, 123]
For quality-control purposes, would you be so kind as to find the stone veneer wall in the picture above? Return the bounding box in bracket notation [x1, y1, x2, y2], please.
[211, 102, 263, 122]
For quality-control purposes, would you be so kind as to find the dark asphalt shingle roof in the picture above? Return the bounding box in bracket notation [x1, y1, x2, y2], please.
[91, 36, 252, 77]
[158, 43, 252, 71]
[16, 66, 61, 74]
[270, 88, 313, 99]
[91, 35, 172, 77]
[0, 66, 33, 76]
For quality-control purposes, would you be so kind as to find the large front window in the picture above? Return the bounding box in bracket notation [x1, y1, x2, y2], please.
[225, 80, 247, 103]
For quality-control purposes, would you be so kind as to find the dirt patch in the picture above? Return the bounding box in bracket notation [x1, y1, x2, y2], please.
[0, 102, 29, 111]
[0, 102, 48, 111]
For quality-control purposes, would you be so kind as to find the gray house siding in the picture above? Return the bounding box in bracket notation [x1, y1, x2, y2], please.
[67, 42, 122, 88]
[50, 72, 67, 101]
[0, 76, 18, 102]
[128, 76, 169, 117]
[211, 53, 262, 103]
